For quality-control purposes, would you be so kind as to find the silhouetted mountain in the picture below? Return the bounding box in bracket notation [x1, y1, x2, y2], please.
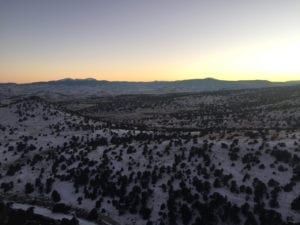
[0, 78, 299, 99]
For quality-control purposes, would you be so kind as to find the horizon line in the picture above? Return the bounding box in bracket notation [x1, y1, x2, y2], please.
[1, 76, 300, 85]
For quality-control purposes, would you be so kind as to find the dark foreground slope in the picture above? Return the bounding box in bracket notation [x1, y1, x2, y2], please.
[0, 201, 78, 225]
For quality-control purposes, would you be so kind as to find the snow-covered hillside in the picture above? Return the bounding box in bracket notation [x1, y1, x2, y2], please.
[0, 94, 300, 225]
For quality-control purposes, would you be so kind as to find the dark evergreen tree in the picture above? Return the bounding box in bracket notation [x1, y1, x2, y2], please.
[51, 190, 61, 203]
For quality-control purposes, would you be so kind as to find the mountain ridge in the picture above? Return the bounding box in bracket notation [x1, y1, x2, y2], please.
[2, 77, 300, 85]
[1, 77, 300, 99]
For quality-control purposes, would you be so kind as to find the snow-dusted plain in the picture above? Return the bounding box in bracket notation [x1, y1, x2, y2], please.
[1, 85, 300, 225]
[11, 202, 98, 225]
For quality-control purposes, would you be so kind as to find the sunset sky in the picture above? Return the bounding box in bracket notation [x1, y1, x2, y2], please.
[0, 0, 300, 83]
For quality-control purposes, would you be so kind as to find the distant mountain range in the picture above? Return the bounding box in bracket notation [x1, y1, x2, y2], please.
[1, 78, 300, 99]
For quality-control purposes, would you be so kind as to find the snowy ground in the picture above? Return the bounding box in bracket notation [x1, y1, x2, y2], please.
[11, 202, 99, 225]
[0, 89, 300, 225]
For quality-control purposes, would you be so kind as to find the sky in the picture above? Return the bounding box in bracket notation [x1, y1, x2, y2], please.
[0, 0, 300, 83]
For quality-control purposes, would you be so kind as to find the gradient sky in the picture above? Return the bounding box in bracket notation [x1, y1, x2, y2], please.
[0, 0, 300, 83]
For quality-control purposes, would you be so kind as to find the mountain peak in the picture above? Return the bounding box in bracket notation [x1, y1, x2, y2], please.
[58, 78, 98, 82]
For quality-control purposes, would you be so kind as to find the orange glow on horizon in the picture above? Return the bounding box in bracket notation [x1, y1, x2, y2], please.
[1, 34, 299, 84]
